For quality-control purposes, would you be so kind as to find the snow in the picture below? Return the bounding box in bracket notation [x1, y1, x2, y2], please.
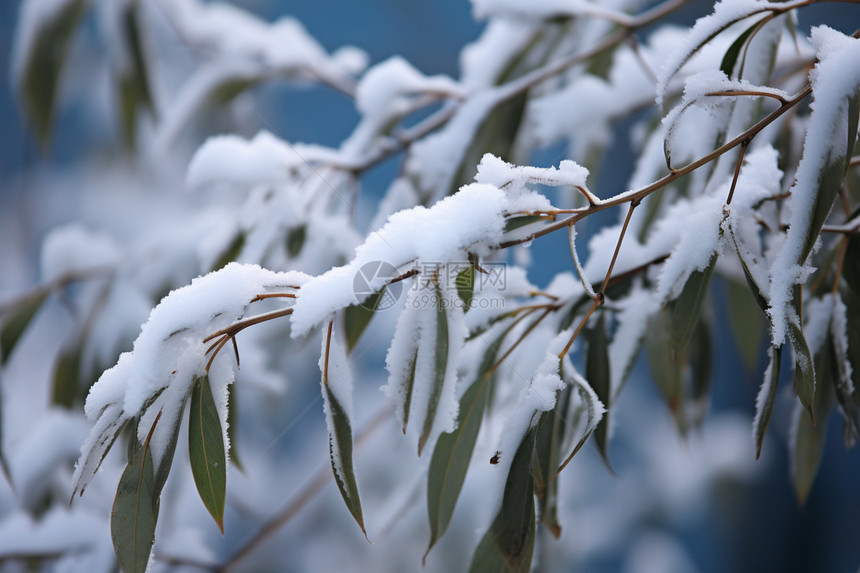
[289, 182, 508, 337]
[355, 56, 462, 131]
[187, 130, 340, 189]
[802, 294, 833, 356]
[608, 284, 659, 396]
[752, 346, 778, 446]
[768, 26, 860, 345]
[459, 18, 538, 88]
[490, 331, 573, 494]
[656, 0, 777, 106]
[74, 263, 309, 494]
[40, 225, 122, 283]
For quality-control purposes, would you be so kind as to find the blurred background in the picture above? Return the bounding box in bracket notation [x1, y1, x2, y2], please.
[2, 1, 859, 572]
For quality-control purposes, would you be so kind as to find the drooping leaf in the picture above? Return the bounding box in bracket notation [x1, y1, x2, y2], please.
[726, 279, 765, 371]
[111, 414, 159, 573]
[343, 290, 384, 354]
[0, 373, 13, 488]
[720, 17, 767, 78]
[51, 342, 82, 409]
[800, 92, 859, 263]
[426, 325, 510, 559]
[843, 232, 860, 297]
[323, 384, 366, 536]
[210, 233, 245, 272]
[1, 292, 49, 365]
[17, 0, 87, 147]
[117, 1, 155, 149]
[792, 349, 834, 504]
[787, 318, 816, 423]
[669, 255, 717, 356]
[189, 375, 226, 533]
[753, 346, 782, 459]
[286, 225, 307, 258]
[153, 404, 184, 502]
[585, 313, 611, 463]
[226, 383, 243, 471]
[467, 427, 537, 573]
[418, 281, 450, 456]
[534, 384, 572, 539]
[826, 307, 859, 448]
[688, 316, 713, 428]
[646, 308, 685, 430]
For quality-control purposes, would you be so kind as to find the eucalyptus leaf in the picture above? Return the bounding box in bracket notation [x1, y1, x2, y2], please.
[323, 384, 366, 536]
[467, 427, 536, 573]
[51, 342, 82, 409]
[456, 265, 476, 311]
[792, 350, 834, 504]
[1, 292, 49, 365]
[788, 318, 816, 423]
[720, 18, 767, 78]
[585, 313, 611, 463]
[727, 279, 765, 371]
[647, 309, 684, 430]
[343, 290, 383, 355]
[17, 0, 87, 148]
[669, 255, 717, 356]
[112, 415, 159, 573]
[117, 1, 155, 148]
[210, 233, 245, 272]
[418, 281, 450, 456]
[753, 346, 781, 459]
[189, 375, 227, 532]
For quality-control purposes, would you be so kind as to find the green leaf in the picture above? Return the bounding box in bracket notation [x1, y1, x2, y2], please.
[117, 1, 155, 149]
[826, 316, 858, 448]
[467, 427, 536, 573]
[585, 313, 611, 463]
[343, 290, 384, 355]
[792, 349, 834, 504]
[1, 292, 48, 365]
[787, 318, 816, 423]
[504, 215, 544, 233]
[726, 279, 765, 371]
[533, 384, 571, 539]
[210, 233, 245, 272]
[843, 232, 860, 297]
[17, 0, 87, 148]
[418, 281, 450, 456]
[456, 265, 476, 311]
[323, 384, 366, 536]
[646, 308, 685, 431]
[669, 255, 717, 355]
[51, 343, 82, 409]
[426, 325, 511, 558]
[226, 384, 243, 472]
[801, 92, 860, 262]
[688, 316, 713, 428]
[720, 18, 766, 78]
[754, 346, 781, 459]
[189, 375, 226, 532]
[153, 401, 186, 501]
[0, 373, 13, 488]
[286, 225, 307, 258]
[112, 415, 159, 573]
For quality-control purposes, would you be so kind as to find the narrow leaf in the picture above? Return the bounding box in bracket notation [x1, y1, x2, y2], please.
[426, 325, 511, 558]
[788, 318, 816, 423]
[418, 281, 450, 456]
[669, 255, 717, 355]
[688, 317, 713, 428]
[286, 225, 306, 258]
[585, 313, 611, 463]
[189, 375, 226, 532]
[51, 342, 82, 409]
[117, 1, 155, 148]
[210, 233, 245, 272]
[801, 92, 859, 262]
[647, 309, 685, 430]
[0, 373, 13, 488]
[343, 290, 383, 354]
[753, 346, 782, 459]
[467, 427, 537, 573]
[792, 351, 834, 504]
[456, 265, 476, 311]
[727, 279, 765, 371]
[1, 292, 48, 364]
[720, 18, 766, 77]
[17, 0, 87, 147]
[323, 384, 366, 536]
[111, 413, 159, 573]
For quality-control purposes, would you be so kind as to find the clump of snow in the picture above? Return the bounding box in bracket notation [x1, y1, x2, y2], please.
[290, 182, 509, 337]
[355, 56, 462, 132]
[767, 26, 860, 345]
[74, 263, 309, 495]
[40, 225, 122, 283]
[187, 131, 340, 189]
